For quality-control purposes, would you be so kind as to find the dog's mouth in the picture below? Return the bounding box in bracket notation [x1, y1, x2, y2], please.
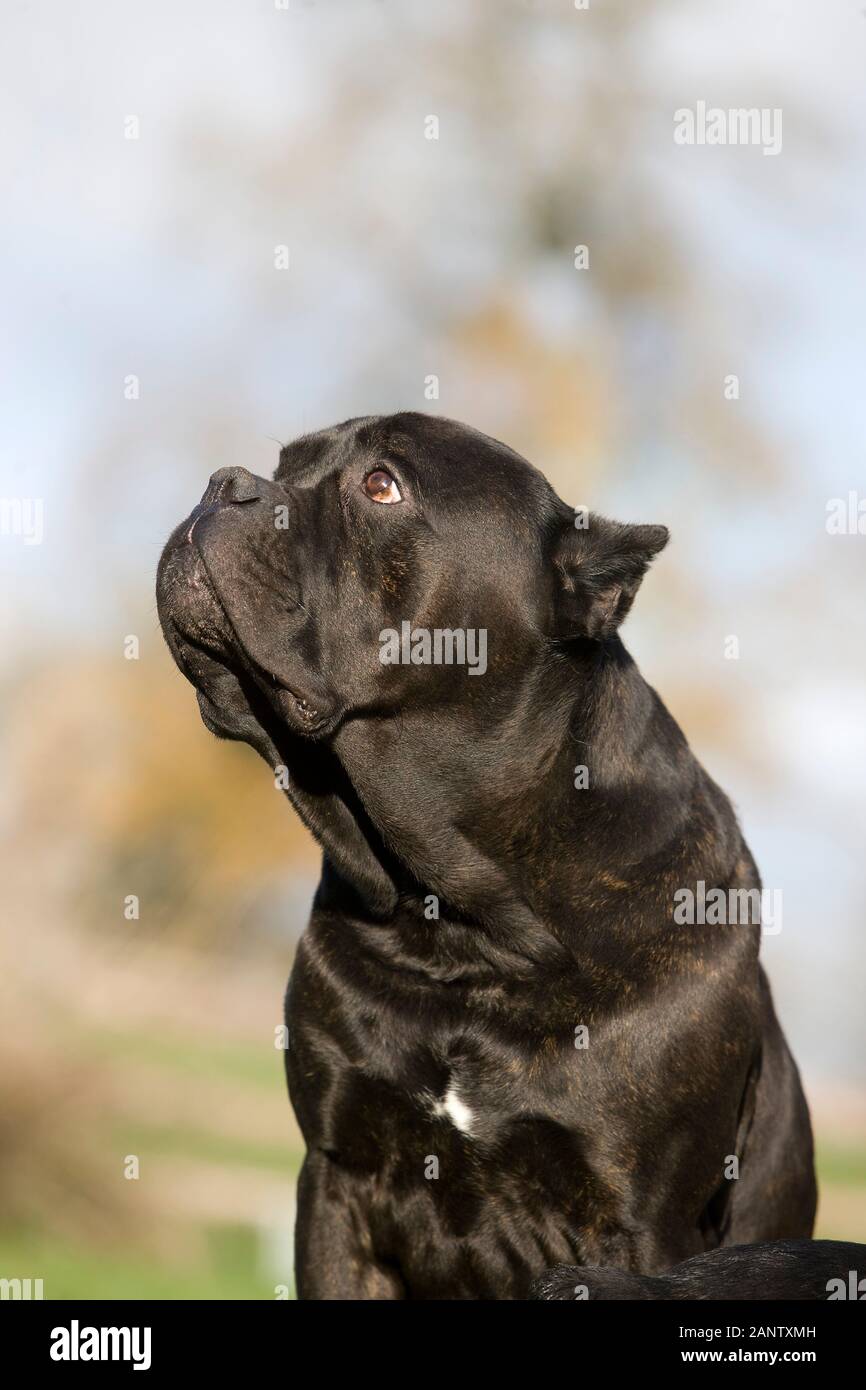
[156, 523, 336, 742]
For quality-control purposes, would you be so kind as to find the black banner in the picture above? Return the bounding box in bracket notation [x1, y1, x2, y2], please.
[3, 1297, 861, 1375]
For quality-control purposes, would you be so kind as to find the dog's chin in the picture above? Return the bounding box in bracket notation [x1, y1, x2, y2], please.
[174, 624, 339, 745]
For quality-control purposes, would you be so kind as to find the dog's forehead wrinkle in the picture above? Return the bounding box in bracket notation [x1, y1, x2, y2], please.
[383, 430, 413, 459]
[276, 420, 364, 486]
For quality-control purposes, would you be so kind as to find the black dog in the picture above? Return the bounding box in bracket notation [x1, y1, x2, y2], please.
[157, 412, 817, 1300]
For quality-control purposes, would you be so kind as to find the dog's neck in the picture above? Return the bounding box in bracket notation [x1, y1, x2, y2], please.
[323, 637, 724, 972]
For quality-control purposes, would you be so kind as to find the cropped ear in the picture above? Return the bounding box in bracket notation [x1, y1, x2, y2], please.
[550, 513, 669, 640]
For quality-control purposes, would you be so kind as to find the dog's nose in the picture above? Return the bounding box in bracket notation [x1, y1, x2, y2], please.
[202, 466, 262, 506]
[184, 467, 264, 545]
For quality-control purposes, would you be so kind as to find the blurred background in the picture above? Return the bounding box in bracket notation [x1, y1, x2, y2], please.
[1, 0, 865, 1298]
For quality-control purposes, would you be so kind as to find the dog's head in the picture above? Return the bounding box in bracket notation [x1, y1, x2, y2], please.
[156, 413, 667, 913]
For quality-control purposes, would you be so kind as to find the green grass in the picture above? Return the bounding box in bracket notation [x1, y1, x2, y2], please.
[110, 1120, 302, 1175]
[0, 1028, 301, 1298]
[0, 1225, 292, 1301]
[815, 1142, 866, 1189]
[85, 1027, 284, 1093]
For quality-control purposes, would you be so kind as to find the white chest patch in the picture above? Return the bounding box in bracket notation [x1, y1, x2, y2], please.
[432, 1086, 475, 1136]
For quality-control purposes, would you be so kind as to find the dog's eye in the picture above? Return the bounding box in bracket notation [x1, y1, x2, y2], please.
[362, 469, 402, 504]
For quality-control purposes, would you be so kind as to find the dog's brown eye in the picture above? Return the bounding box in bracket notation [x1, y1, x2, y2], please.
[362, 469, 402, 504]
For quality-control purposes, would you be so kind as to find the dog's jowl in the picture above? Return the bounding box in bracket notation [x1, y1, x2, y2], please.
[157, 413, 816, 1300]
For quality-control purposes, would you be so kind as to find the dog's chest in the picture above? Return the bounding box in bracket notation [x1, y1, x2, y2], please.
[320, 1019, 586, 1169]
[289, 942, 610, 1166]
[337, 1042, 600, 1295]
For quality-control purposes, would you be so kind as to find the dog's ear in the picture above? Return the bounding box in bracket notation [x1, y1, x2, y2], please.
[550, 513, 669, 640]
